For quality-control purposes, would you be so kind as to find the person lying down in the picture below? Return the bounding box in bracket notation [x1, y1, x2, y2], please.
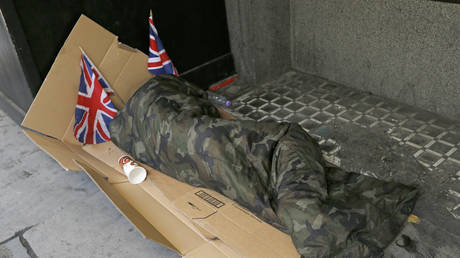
[109, 75, 417, 258]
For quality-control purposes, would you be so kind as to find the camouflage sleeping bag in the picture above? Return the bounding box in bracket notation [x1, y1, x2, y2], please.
[109, 75, 417, 258]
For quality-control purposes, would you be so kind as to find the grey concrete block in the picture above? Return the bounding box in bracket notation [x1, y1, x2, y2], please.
[225, 0, 291, 85]
[0, 9, 34, 117]
[291, 0, 460, 120]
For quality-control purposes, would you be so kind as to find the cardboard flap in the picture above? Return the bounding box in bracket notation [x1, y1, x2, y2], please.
[195, 212, 291, 258]
[23, 129, 80, 171]
[22, 15, 117, 139]
[74, 160, 178, 253]
[66, 144, 127, 183]
[188, 192, 299, 258]
[110, 50, 153, 103]
[173, 190, 218, 219]
[184, 241, 242, 258]
[98, 41, 152, 108]
[141, 168, 195, 201]
[82, 141, 126, 174]
[112, 181, 206, 255]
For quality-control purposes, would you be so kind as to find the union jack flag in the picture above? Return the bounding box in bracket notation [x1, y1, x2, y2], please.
[73, 53, 118, 144]
[148, 11, 178, 76]
[80, 49, 114, 94]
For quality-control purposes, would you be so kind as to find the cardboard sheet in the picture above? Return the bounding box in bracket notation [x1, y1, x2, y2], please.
[21, 14, 299, 258]
[22, 15, 116, 139]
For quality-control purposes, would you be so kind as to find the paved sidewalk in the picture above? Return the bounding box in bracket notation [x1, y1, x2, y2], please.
[0, 110, 179, 257]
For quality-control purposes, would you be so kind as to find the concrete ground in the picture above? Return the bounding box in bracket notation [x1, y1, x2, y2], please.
[0, 110, 179, 257]
[1, 70, 459, 257]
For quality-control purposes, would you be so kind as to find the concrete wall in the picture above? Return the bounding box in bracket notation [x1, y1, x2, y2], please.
[0, 4, 35, 124]
[225, 0, 291, 85]
[292, 0, 460, 120]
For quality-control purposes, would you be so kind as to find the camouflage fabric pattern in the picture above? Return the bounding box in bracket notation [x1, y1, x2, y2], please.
[109, 75, 417, 258]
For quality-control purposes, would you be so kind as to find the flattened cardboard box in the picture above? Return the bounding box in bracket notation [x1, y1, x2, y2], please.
[22, 15, 298, 258]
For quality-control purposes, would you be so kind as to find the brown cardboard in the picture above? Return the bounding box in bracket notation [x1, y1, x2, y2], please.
[22, 16, 116, 139]
[22, 14, 299, 257]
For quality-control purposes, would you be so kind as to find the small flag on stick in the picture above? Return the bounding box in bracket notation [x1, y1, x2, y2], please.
[73, 51, 118, 144]
[148, 10, 178, 76]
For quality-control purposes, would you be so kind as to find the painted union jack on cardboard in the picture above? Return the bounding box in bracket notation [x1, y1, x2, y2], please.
[148, 11, 178, 76]
[73, 52, 118, 144]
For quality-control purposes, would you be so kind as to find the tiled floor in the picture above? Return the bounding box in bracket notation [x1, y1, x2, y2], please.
[230, 71, 460, 174]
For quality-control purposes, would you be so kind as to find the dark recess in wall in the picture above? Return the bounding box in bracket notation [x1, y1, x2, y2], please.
[12, 0, 234, 92]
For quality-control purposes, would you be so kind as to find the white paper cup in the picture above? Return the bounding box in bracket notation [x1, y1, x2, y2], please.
[118, 155, 147, 184]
